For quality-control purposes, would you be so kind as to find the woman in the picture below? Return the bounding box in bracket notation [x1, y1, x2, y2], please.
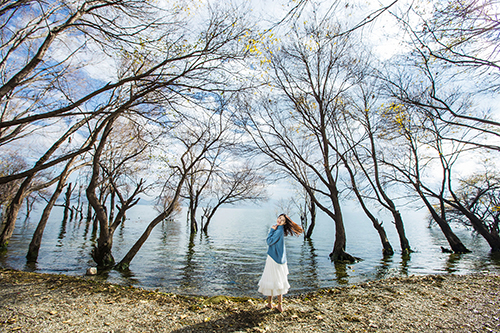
[258, 214, 303, 312]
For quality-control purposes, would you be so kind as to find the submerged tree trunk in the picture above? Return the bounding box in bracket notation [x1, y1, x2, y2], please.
[202, 201, 225, 233]
[116, 182, 184, 270]
[109, 189, 115, 223]
[417, 188, 470, 253]
[393, 210, 411, 254]
[116, 211, 168, 270]
[305, 192, 316, 239]
[27, 159, 76, 261]
[86, 115, 119, 268]
[342, 156, 394, 255]
[453, 202, 500, 252]
[189, 198, 198, 234]
[62, 183, 73, 223]
[0, 188, 25, 249]
[328, 185, 357, 263]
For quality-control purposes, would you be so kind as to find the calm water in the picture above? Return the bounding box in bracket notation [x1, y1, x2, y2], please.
[1, 203, 500, 297]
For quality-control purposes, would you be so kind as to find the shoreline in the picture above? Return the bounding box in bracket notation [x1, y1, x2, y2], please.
[1, 268, 499, 332]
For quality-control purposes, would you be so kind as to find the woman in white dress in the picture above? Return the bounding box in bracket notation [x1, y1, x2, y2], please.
[258, 214, 303, 312]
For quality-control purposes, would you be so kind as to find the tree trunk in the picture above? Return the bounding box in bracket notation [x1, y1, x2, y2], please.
[417, 189, 470, 253]
[393, 210, 411, 254]
[115, 212, 167, 270]
[109, 189, 115, 223]
[86, 114, 119, 268]
[455, 204, 500, 252]
[189, 199, 198, 234]
[328, 188, 357, 263]
[373, 218, 394, 256]
[62, 183, 73, 223]
[202, 203, 223, 233]
[0, 192, 24, 249]
[202, 208, 214, 233]
[0, 173, 33, 248]
[305, 199, 316, 239]
[58, 212, 68, 240]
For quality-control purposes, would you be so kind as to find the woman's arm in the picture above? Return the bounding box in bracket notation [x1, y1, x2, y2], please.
[266, 225, 283, 246]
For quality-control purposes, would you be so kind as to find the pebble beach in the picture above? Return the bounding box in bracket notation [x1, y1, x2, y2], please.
[1, 268, 499, 332]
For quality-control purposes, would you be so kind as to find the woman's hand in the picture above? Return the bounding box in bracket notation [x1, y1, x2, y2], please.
[271, 224, 278, 230]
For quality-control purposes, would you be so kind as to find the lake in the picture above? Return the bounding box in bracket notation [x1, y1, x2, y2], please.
[1, 203, 499, 297]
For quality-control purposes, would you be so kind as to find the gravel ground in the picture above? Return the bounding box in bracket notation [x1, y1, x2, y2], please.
[1, 268, 499, 332]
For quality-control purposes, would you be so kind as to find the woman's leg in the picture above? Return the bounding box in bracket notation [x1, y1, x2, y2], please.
[266, 296, 273, 309]
[277, 294, 283, 312]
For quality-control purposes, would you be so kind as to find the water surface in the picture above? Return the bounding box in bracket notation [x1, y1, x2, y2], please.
[1, 204, 499, 297]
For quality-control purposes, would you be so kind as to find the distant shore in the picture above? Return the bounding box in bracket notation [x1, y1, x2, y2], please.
[1, 268, 499, 332]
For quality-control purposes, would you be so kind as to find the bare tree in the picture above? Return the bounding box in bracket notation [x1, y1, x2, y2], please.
[86, 113, 146, 267]
[0, 115, 101, 248]
[377, 96, 473, 253]
[183, 158, 216, 234]
[290, 182, 317, 239]
[201, 164, 267, 233]
[26, 157, 88, 261]
[115, 111, 235, 269]
[340, 81, 407, 254]
[243, 17, 368, 262]
[444, 170, 500, 246]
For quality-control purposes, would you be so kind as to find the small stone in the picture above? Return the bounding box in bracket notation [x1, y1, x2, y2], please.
[86, 267, 97, 275]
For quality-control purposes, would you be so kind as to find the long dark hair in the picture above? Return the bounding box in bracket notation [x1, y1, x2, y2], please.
[279, 214, 303, 237]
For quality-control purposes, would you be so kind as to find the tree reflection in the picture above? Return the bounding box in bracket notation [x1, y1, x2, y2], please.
[400, 253, 411, 275]
[375, 255, 394, 280]
[295, 238, 320, 291]
[334, 261, 349, 285]
[180, 233, 198, 291]
[444, 253, 463, 273]
[24, 260, 37, 272]
[57, 215, 68, 245]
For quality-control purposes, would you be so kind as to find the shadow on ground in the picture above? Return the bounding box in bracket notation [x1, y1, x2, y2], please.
[172, 306, 280, 332]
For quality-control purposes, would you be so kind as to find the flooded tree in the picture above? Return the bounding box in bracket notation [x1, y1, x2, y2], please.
[86, 115, 147, 267]
[377, 0, 500, 253]
[376, 93, 472, 254]
[444, 170, 500, 251]
[116, 111, 237, 269]
[243, 17, 369, 262]
[201, 164, 267, 233]
[0, 117, 98, 249]
[26, 157, 86, 262]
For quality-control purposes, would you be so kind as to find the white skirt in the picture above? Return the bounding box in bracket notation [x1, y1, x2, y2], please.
[258, 255, 290, 296]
